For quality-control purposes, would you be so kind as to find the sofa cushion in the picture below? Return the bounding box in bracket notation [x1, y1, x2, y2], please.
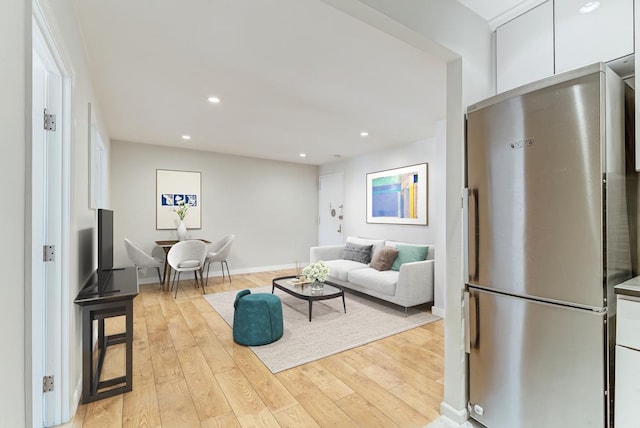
[391, 244, 429, 271]
[386, 241, 434, 261]
[369, 246, 399, 271]
[348, 268, 398, 296]
[346, 237, 385, 260]
[343, 242, 373, 264]
[324, 259, 368, 282]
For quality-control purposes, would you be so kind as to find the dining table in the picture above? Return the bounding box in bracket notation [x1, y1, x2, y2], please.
[155, 239, 211, 291]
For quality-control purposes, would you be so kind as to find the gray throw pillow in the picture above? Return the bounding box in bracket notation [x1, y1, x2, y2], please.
[342, 242, 373, 264]
[370, 246, 399, 271]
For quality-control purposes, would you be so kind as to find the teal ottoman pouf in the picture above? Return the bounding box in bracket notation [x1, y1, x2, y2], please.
[232, 289, 283, 346]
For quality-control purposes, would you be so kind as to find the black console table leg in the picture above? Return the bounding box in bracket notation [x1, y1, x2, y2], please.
[81, 305, 92, 403]
[124, 300, 133, 393]
[76, 267, 139, 404]
[80, 300, 135, 403]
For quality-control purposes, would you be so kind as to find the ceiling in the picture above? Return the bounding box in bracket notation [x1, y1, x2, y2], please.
[73, 0, 451, 165]
[457, 0, 541, 23]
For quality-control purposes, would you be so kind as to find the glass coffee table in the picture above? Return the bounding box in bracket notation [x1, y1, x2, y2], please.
[272, 275, 346, 322]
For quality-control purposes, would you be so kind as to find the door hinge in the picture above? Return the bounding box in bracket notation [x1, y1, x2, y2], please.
[44, 109, 56, 131]
[43, 375, 54, 393]
[43, 245, 55, 262]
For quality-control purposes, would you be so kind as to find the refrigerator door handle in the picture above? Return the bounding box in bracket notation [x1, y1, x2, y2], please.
[467, 290, 479, 350]
[465, 188, 479, 283]
[463, 189, 469, 282]
[464, 291, 470, 354]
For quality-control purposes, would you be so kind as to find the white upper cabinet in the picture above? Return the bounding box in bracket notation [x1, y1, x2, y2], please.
[496, 1, 554, 93]
[555, 0, 634, 73]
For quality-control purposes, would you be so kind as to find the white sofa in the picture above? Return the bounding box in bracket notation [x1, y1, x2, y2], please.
[309, 237, 434, 310]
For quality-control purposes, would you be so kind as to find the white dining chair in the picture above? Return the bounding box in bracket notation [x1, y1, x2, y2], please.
[123, 238, 165, 285]
[167, 239, 208, 298]
[204, 234, 235, 286]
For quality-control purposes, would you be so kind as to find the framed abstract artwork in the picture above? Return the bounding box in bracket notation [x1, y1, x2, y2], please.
[366, 163, 427, 225]
[156, 169, 202, 229]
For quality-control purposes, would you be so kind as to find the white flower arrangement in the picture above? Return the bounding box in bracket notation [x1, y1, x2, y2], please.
[172, 201, 191, 221]
[303, 261, 329, 282]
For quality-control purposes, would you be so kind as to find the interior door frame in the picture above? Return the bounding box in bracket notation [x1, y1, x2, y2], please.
[30, 2, 72, 426]
[318, 173, 345, 246]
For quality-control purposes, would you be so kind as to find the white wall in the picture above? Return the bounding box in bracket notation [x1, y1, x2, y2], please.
[1, 0, 104, 424]
[319, 137, 446, 313]
[28, 0, 111, 423]
[1, 0, 27, 425]
[321, 1, 494, 424]
[111, 141, 319, 280]
[433, 119, 447, 315]
[320, 139, 435, 242]
[354, 2, 493, 424]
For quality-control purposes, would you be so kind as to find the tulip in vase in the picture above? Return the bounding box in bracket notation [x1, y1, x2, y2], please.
[173, 202, 190, 241]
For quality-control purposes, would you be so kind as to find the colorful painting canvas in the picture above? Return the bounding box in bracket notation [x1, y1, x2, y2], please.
[366, 164, 427, 225]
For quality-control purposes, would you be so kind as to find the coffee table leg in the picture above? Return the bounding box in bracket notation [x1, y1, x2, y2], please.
[308, 301, 312, 322]
[342, 293, 346, 313]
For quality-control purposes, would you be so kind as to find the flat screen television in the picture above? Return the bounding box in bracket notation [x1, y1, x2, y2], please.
[97, 209, 113, 271]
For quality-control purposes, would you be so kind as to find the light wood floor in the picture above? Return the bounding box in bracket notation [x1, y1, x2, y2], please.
[59, 269, 444, 428]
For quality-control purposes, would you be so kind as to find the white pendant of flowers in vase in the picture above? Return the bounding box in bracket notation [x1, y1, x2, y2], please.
[173, 202, 190, 241]
[303, 261, 329, 291]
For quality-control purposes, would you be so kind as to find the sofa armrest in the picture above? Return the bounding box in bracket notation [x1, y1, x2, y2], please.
[310, 245, 345, 263]
[395, 259, 434, 305]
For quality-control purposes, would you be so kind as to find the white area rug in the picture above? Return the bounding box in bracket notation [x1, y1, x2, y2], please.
[203, 285, 440, 373]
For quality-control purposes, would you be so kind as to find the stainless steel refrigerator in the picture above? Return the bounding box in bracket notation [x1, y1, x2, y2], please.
[464, 63, 632, 428]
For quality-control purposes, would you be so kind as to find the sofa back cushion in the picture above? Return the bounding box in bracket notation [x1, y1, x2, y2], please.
[369, 246, 399, 271]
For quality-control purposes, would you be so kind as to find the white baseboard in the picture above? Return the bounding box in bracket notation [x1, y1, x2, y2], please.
[440, 401, 470, 425]
[432, 305, 445, 318]
[136, 262, 307, 285]
[223, 262, 306, 276]
[426, 415, 481, 428]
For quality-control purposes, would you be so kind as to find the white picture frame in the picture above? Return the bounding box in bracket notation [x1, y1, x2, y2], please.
[366, 163, 428, 225]
[156, 169, 202, 229]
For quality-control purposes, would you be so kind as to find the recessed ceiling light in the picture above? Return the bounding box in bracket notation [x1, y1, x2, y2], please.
[360, 131, 369, 137]
[299, 153, 307, 158]
[579, 1, 600, 13]
[207, 96, 221, 104]
[181, 135, 191, 140]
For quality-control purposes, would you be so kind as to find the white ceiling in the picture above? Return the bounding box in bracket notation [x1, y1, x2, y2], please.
[458, 0, 545, 26]
[72, 0, 449, 165]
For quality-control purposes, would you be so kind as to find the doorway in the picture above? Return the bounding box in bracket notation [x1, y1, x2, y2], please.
[31, 4, 71, 426]
[318, 173, 344, 246]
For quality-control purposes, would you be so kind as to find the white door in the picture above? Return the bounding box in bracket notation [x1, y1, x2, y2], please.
[32, 11, 69, 426]
[318, 173, 344, 246]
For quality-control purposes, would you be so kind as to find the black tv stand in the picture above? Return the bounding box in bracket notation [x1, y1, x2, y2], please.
[74, 267, 138, 403]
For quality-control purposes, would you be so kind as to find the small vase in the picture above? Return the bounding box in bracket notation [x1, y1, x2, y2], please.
[310, 280, 324, 291]
[177, 221, 187, 241]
